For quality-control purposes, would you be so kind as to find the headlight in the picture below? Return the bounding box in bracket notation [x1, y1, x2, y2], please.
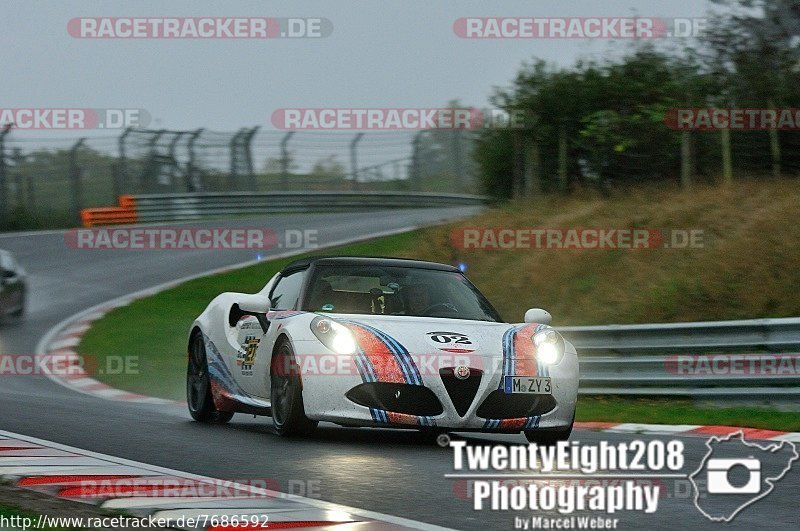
[532, 328, 564, 365]
[311, 316, 357, 355]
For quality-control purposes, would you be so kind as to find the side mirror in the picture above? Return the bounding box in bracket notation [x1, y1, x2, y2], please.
[236, 294, 271, 314]
[524, 308, 552, 325]
[229, 294, 272, 333]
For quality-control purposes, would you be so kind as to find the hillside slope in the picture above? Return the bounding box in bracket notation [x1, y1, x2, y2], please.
[403, 180, 800, 325]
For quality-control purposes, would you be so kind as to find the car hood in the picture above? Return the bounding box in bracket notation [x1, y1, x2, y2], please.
[328, 313, 528, 359]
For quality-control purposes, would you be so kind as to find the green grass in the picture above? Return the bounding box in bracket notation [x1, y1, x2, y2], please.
[577, 397, 800, 432]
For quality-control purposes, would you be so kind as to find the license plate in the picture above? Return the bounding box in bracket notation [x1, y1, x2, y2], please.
[504, 376, 551, 395]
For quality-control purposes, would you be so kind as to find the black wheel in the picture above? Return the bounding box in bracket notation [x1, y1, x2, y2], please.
[187, 332, 234, 423]
[524, 412, 574, 445]
[270, 340, 317, 436]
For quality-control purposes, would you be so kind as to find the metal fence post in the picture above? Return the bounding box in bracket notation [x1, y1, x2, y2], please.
[168, 132, 185, 192]
[767, 99, 781, 179]
[411, 132, 422, 191]
[350, 133, 364, 190]
[0, 124, 12, 221]
[680, 131, 692, 189]
[452, 129, 464, 191]
[11, 149, 25, 211]
[525, 136, 541, 197]
[244, 126, 259, 191]
[280, 131, 294, 188]
[18, 150, 34, 211]
[69, 138, 86, 223]
[186, 128, 203, 191]
[143, 130, 165, 193]
[558, 123, 569, 194]
[512, 131, 524, 198]
[229, 128, 244, 192]
[117, 127, 132, 196]
[720, 128, 733, 186]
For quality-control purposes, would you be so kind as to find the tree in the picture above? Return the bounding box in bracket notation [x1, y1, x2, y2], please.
[309, 155, 346, 179]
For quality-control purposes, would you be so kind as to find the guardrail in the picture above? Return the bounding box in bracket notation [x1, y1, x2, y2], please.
[558, 318, 800, 398]
[81, 192, 488, 227]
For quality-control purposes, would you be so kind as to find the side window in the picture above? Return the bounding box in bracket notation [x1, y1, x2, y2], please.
[269, 271, 305, 310]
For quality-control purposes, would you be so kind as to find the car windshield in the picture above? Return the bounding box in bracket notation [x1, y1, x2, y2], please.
[302, 264, 503, 322]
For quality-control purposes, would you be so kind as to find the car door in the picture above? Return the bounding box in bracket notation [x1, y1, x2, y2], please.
[234, 269, 306, 399]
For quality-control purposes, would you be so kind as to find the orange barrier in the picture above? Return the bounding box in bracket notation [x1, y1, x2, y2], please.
[118, 195, 136, 209]
[80, 196, 137, 227]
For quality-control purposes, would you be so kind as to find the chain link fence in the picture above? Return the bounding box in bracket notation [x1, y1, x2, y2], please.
[494, 124, 800, 200]
[0, 128, 477, 230]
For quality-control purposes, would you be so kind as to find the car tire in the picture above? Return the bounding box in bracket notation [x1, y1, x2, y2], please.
[524, 412, 574, 445]
[187, 332, 234, 424]
[270, 339, 317, 436]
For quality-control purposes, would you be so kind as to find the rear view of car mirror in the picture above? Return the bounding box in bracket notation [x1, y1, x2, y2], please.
[524, 308, 552, 325]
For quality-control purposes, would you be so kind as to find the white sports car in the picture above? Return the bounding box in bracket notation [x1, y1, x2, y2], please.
[186, 256, 578, 443]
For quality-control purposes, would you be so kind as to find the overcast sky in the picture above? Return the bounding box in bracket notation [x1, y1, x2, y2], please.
[2, 1, 716, 136]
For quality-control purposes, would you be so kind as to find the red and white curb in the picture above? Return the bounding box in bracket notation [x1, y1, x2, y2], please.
[37, 295, 179, 405]
[573, 421, 800, 442]
[0, 429, 450, 530]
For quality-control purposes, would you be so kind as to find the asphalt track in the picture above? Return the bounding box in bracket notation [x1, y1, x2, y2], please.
[0, 208, 797, 530]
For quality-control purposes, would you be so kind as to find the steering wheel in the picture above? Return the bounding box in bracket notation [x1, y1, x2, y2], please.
[422, 302, 459, 315]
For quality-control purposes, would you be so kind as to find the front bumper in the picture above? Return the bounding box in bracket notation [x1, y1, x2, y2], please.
[298, 343, 579, 432]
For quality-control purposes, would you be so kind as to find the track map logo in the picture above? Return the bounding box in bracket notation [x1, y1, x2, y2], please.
[689, 432, 798, 522]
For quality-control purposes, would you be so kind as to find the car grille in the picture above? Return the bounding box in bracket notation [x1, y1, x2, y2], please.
[476, 390, 556, 419]
[439, 367, 483, 417]
[345, 383, 444, 416]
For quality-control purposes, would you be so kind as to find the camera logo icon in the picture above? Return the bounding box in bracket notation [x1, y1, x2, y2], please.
[706, 457, 761, 494]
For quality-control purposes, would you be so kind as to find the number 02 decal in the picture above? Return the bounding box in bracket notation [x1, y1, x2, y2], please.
[426, 332, 472, 345]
